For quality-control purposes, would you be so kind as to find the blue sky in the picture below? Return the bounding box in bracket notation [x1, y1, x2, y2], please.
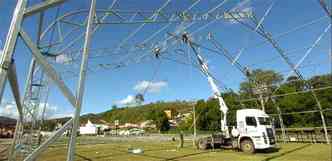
[0, 0, 331, 118]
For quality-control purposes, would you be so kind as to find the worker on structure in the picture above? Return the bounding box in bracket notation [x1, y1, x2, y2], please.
[153, 47, 161, 59]
[182, 32, 190, 44]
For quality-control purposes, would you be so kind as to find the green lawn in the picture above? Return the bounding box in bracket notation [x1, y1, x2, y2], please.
[38, 140, 331, 161]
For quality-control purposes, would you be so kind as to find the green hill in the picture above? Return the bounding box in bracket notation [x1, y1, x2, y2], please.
[44, 101, 193, 128]
[100, 101, 194, 124]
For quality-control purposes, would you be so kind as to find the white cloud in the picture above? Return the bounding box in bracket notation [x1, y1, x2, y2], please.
[0, 101, 18, 119]
[115, 95, 137, 106]
[133, 80, 168, 93]
[49, 113, 73, 119]
[0, 101, 72, 119]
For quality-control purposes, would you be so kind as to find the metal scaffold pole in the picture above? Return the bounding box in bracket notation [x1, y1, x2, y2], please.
[67, 0, 96, 160]
[0, 0, 27, 159]
[0, 0, 27, 103]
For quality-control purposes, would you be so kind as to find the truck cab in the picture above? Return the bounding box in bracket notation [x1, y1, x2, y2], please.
[234, 109, 276, 153]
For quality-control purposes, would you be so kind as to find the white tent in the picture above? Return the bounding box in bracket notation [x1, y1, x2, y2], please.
[79, 120, 97, 135]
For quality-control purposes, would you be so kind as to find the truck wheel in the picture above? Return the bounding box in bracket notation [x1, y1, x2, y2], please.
[197, 139, 208, 150]
[240, 139, 255, 153]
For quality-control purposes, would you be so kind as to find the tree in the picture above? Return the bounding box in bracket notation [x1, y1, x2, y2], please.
[239, 69, 283, 110]
[112, 105, 118, 110]
[269, 74, 332, 127]
[146, 109, 170, 132]
[194, 99, 221, 131]
[280, 75, 306, 92]
[195, 100, 208, 130]
[240, 69, 283, 94]
[177, 114, 193, 131]
[221, 91, 242, 126]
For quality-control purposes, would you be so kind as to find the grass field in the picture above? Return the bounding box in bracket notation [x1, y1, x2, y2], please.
[37, 139, 332, 161]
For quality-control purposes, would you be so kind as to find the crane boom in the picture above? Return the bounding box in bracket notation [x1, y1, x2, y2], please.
[182, 33, 230, 137]
[195, 53, 228, 118]
[168, 33, 279, 149]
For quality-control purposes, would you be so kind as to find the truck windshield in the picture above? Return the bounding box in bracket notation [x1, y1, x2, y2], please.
[258, 117, 271, 125]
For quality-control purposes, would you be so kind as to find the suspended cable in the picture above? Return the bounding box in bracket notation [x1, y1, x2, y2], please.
[254, 0, 276, 31]
[141, 60, 163, 96]
[114, 0, 172, 53]
[268, 108, 332, 116]
[239, 85, 332, 103]
[46, 6, 62, 53]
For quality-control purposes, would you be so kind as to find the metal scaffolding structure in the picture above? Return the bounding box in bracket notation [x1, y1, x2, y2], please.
[0, 0, 331, 160]
[1, 0, 95, 160]
[0, 0, 250, 160]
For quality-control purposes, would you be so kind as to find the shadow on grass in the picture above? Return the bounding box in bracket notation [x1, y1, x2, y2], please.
[90, 146, 212, 161]
[256, 147, 280, 153]
[75, 153, 93, 161]
[163, 151, 211, 161]
[92, 148, 168, 160]
[260, 144, 312, 161]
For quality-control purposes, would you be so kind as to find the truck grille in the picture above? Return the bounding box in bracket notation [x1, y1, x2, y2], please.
[267, 128, 275, 145]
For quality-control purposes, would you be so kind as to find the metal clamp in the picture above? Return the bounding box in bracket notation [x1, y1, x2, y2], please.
[1, 59, 14, 70]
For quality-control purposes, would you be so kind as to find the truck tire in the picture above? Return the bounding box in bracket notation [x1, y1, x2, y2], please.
[240, 139, 255, 153]
[197, 139, 208, 150]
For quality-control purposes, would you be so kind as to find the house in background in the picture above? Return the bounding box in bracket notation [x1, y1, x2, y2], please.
[164, 110, 172, 119]
[0, 116, 16, 138]
[140, 120, 156, 129]
[119, 123, 139, 129]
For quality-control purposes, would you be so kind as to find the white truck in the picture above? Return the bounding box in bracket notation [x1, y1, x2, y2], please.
[173, 32, 276, 153]
[196, 109, 276, 153]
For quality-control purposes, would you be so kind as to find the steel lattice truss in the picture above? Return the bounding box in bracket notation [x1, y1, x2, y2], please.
[0, 0, 331, 160]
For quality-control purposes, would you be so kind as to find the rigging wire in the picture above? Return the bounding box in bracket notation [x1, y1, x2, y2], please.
[239, 85, 332, 103]
[46, 6, 62, 54]
[114, 0, 172, 53]
[141, 59, 163, 97]
[268, 108, 332, 116]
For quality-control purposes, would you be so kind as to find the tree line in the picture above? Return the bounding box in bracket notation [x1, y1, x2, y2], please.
[44, 70, 332, 132]
[179, 70, 332, 131]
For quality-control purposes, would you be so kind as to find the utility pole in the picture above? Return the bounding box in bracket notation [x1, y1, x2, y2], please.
[277, 106, 287, 143]
[329, 47, 332, 81]
[192, 102, 197, 147]
[272, 98, 287, 143]
[259, 94, 265, 112]
[253, 83, 267, 112]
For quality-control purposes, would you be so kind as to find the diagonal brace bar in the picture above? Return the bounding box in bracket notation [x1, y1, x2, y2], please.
[24, 0, 67, 17]
[19, 30, 77, 108]
[7, 61, 24, 121]
[7, 61, 24, 161]
[24, 118, 73, 161]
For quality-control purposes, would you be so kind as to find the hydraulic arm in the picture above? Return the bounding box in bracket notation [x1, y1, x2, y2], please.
[174, 32, 230, 137]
